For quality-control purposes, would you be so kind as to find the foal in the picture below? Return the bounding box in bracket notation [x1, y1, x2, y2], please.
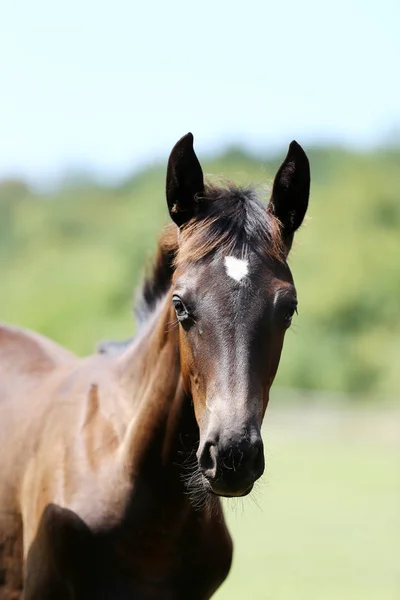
[0, 133, 310, 599]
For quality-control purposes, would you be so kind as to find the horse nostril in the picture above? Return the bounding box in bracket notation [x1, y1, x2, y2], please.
[199, 441, 218, 479]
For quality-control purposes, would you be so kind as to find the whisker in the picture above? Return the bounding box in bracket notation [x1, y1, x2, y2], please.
[248, 480, 264, 511]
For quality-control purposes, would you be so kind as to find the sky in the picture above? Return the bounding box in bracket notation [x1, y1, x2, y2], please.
[0, 0, 399, 187]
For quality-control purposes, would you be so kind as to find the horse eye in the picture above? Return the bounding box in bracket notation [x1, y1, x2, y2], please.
[172, 295, 189, 320]
[284, 304, 298, 327]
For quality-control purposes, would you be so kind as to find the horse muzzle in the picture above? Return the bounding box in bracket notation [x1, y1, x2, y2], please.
[197, 432, 265, 497]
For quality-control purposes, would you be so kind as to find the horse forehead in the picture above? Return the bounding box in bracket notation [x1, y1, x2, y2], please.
[177, 253, 285, 295]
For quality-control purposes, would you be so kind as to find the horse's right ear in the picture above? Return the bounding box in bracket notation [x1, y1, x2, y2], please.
[166, 133, 204, 228]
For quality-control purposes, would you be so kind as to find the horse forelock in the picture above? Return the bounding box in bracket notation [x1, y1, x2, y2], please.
[176, 182, 284, 267]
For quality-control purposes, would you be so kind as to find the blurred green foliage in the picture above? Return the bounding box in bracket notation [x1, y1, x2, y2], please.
[1, 144, 399, 396]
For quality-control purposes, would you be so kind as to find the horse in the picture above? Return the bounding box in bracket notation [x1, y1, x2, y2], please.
[0, 132, 310, 599]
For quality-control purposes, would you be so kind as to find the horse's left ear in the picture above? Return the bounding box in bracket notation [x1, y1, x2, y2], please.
[268, 141, 310, 247]
[166, 132, 204, 228]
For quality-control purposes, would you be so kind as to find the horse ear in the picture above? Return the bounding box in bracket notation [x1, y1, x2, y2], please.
[166, 132, 204, 227]
[268, 141, 310, 247]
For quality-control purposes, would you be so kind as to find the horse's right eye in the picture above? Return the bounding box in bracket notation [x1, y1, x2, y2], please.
[172, 295, 189, 320]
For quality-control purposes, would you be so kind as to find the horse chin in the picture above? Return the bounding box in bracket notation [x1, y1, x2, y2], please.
[210, 483, 254, 498]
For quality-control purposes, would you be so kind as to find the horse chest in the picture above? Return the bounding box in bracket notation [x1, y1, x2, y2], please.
[95, 523, 230, 600]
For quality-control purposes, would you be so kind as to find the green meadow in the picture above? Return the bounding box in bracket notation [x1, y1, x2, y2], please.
[216, 404, 399, 600]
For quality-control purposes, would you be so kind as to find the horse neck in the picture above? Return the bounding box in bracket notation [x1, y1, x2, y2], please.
[117, 296, 198, 481]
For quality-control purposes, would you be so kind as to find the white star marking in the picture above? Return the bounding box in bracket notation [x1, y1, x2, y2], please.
[224, 256, 249, 282]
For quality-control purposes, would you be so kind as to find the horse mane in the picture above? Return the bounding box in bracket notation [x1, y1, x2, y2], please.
[135, 181, 284, 326]
[134, 225, 177, 326]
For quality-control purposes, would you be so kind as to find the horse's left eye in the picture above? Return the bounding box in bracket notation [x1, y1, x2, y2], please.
[172, 295, 189, 320]
[284, 304, 298, 327]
